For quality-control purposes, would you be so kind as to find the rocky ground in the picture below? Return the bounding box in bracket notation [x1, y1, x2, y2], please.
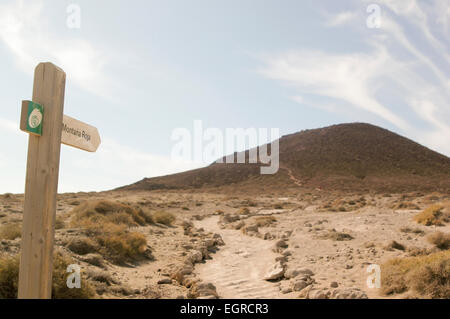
[0, 190, 448, 299]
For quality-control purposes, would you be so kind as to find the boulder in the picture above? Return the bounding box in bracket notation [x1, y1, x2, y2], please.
[264, 261, 285, 281]
[188, 250, 203, 264]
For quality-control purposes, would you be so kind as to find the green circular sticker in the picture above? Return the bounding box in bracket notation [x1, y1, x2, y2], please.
[29, 108, 43, 128]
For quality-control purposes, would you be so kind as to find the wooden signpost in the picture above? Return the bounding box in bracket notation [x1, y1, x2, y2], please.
[18, 62, 101, 299]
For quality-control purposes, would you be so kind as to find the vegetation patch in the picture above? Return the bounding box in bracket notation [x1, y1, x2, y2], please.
[152, 211, 175, 226]
[69, 200, 153, 264]
[237, 207, 250, 215]
[393, 202, 420, 210]
[0, 223, 21, 241]
[427, 232, 450, 250]
[414, 204, 449, 226]
[385, 240, 406, 251]
[399, 227, 424, 235]
[381, 250, 450, 298]
[318, 229, 353, 241]
[0, 252, 96, 299]
[321, 197, 366, 212]
[70, 200, 153, 228]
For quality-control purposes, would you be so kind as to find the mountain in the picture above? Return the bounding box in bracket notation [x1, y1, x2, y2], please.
[120, 123, 450, 193]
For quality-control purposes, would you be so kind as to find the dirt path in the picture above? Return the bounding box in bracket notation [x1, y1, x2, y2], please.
[281, 166, 302, 187]
[194, 216, 282, 299]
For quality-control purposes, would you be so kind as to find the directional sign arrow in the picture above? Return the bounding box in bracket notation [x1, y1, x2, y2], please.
[61, 114, 101, 152]
[20, 100, 101, 152]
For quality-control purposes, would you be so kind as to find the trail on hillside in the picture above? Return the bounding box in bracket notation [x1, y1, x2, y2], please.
[194, 216, 281, 299]
[281, 166, 303, 187]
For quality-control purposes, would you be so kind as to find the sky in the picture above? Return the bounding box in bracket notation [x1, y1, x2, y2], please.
[0, 0, 449, 193]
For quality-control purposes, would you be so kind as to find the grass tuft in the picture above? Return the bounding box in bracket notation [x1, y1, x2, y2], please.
[152, 211, 175, 226]
[0, 253, 96, 299]
[381, 250, 450, 298]
[414, 204, 449, 226]
[427, 232, 450, 250]
[0, 223, 21, 240]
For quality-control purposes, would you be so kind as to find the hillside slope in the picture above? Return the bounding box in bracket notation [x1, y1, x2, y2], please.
[121, 123, 450, 193]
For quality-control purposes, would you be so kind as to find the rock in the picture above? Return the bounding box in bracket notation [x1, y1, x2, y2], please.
[213, 233, 225, 246]
[142, 286, 162, 299]
[330, 281, 339, 288]
[284, 269, 300, 279]
[309, 289, 330, 299]
[157, 278, 172, 285]
[171, 263, 194, 283]
[275, 256, 288, 264]
[204, 239, 217, 251]
[221, 214, 240, 224]
[292, 280, 309, 292]
[331, 288, 368, 299]
[275, 239, 288, 248]
[197, 295, 217, 299]
[264, 261, 285, 281]
[188, 250, 203, 264]
[188, 282, 218, 299]
[297, 268, 314, 276]
[281, 231, 293, 239]
[182, 220, 194, 235]
[242, 225, 259, 235]
[263, 232, 273, 240]
[297, 284, 313, 298]
[234, 221, 245, 230]
[181, 276, 199, 288]
[282, 249, 292, 257]
[281, 287, 293, 294]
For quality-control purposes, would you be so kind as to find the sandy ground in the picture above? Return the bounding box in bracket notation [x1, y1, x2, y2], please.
[0, 190, 448, 299]
[194, 216, 280, 298]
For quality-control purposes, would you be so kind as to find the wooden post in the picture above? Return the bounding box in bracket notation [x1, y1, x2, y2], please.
[18, 63, 66, 299]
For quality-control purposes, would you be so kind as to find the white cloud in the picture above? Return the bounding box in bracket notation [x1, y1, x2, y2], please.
[0, 0, 116, 99]
[326, 11, 358, 27]
[0, 117, 19, 134]
[259, 0, 450, 156]
[259, 47, 409, 130]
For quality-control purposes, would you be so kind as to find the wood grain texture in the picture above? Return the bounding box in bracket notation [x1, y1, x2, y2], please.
[19, 100, 29, 133]
[18, 63, 66, 299]
[62, 115, 101, 152]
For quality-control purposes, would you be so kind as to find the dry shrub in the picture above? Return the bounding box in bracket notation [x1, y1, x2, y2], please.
[55, 216, 66, 230]
[69, 200, 152, 264]
[427, 232, 450, 250]
[253, 216, 276, 227]
[152, 211, 175, 226]
[66, 237, 98, 255]
[414, 204, 449, 226]
[319, 229, 353, 241]
[51, 251, 96, 298]
[0, 253, 96, 299]
[393, 202, 420, 210]
[80, 222, 148, 264]
[381, 250, 450, 298]
[70, 200, 153, 228]
[0, 223, 21, 240]
[385, 240, 406, 251]
[238, 207, 250, 215]
[96, 227, 148, 264]
[400, 227, 424, 235]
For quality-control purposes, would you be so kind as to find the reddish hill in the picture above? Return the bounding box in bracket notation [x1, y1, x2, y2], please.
[120, 123, 450, 193]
